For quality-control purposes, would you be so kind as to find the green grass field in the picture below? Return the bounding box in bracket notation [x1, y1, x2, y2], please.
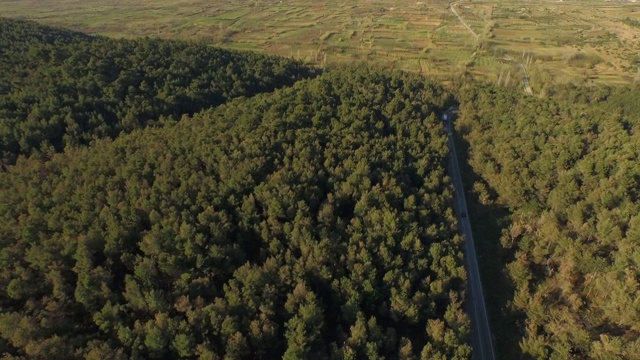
[1, 0, 639, 87]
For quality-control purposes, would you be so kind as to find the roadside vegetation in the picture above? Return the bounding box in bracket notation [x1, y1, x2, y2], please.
[0, 19, 471, 359]
[2, 9, 640, 359]
[457, 82, 640, 359]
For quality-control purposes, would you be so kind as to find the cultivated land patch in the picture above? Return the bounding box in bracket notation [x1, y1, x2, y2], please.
[1, 0, 639, 87]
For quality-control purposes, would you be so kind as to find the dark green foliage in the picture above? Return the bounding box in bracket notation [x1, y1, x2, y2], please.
[0, 18, 316, 165]
[622, 17, 640, 28]
[457, 82, 640, 359]
[0, 67, 469, 359]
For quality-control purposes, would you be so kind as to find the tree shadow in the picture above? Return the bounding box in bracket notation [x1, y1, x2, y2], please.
[452, 132, 524, 360]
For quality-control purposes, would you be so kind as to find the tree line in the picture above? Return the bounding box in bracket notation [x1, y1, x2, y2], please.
[0, 18, 317, 165]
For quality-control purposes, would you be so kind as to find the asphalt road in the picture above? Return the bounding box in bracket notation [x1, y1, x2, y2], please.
[444, 107, 496, 360]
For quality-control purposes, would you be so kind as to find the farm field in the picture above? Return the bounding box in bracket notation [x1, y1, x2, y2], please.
[1, 0, 639, 88]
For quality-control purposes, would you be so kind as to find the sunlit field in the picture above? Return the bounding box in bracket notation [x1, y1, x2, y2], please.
[1, 0, 639, 88]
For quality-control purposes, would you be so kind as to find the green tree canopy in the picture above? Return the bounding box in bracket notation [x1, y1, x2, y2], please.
[0, 66, 469, 359]
[0, 17, 317, 165]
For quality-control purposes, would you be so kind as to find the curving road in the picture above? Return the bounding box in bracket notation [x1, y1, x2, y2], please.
[444, 107, 496, 360]
[450, 1, 479, 40]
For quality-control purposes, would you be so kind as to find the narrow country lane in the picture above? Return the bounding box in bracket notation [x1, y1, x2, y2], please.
[450, 1, 479, 40]
[444, 107, 496, 360]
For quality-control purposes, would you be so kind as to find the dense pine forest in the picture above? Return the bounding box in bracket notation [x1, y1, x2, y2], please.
[0, 18, 316, 165]
[457, 83, 640, 359]
[0, 19, 470, 359]
[3, 16, 640, 360]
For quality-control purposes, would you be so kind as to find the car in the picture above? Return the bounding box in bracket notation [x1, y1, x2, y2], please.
[461, 212, 467, 218]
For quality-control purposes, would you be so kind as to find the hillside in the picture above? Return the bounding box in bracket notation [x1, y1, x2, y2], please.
[5, 13, 640, 360]
[0, 67, 471, 359]
[457, 82, 640, 359]
[0, 18, 316, 165]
